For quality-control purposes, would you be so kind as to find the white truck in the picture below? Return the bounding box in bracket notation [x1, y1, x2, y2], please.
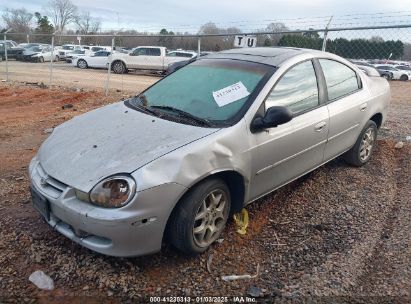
[109, 46, 191, 74]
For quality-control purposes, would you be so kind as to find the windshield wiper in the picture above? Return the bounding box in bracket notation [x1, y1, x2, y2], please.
[130, 95, 160, 116]
[150, 105, 212, 127]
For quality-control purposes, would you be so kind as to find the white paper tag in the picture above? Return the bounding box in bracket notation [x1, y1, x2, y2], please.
[212, 81, 250, 107]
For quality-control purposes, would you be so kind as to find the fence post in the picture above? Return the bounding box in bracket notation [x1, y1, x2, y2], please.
[322, 16, 333, 52]
[49, 33, 55, 88]
[105, 36, 115, 96]
[4, 32, 9, 82]
[197, 36, 201, 56]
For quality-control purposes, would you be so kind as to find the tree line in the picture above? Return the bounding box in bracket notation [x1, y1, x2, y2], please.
[1, 0, 101, 44]
[1, 6, 409, 60]
[277, 34, 405, 59]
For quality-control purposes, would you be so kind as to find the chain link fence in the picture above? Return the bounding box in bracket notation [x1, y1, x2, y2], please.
[1, 24, 411, 95]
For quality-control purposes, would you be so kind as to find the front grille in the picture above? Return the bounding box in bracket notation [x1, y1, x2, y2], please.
[59, 51, 65, 55]
[32, 163, 67, 198]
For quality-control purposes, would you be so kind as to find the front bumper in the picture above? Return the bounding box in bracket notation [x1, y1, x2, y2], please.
[29, 157, 186, 257]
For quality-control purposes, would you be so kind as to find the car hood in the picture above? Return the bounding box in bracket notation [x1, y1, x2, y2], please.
[38, 102, 219, 192]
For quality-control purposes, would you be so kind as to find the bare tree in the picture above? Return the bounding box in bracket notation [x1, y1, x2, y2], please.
[198, 22, 241, 51]
[2, 8, 34, 32]
[75, 11, 101, 34]
[263, 22, 288, 46]
[45, 0, 77, 33]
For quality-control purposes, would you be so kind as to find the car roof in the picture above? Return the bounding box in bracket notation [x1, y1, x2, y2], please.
[205, 47, 326, 67]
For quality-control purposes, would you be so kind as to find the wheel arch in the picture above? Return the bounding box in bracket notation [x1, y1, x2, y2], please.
[369, 112, 383, 129]
[163, 169, 246, 242]
[77, 58, 88, 66]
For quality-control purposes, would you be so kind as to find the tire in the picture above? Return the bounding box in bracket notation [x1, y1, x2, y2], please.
[38, 57, 44, 63]
[112, 61, 127, 74]
[77, 59, 88, 69]
[168, 178, 231, 255]
[54, 55, 59, 62]
[382, 74, 389, 80]
[400, 74, 408, 81]
[344, 120, 378, 167]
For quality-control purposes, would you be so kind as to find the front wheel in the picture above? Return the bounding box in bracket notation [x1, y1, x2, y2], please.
[77, 59, 88, 69]
[400, 74, 408, 81]
[38, 57, 44, 63]
[168, 178, 231, 255]
[112, 61, 127, 74]
[344, 120, 378, 167]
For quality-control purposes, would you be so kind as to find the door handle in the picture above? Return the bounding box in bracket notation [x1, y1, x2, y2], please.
[314, 121, 326, 132]
[360, 102, 368, 111]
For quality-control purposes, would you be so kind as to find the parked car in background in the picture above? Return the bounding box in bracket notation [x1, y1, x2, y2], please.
[72, 50, 111, 69]
[0, 40, 24, 60]
[65, 49, 86, 63]
[82, 46, 110, 53]
[109, 46, 189, 74]
[375, 65, 411, 81]
[20, 45, 58, 62]
[58, 44, 81, 60]
[394, 65, 411, 75]
[350, 60, 393, 79]
[29, 47, 390, 257]
[165, 52, 210, 75]
[167, 50, 197, 58]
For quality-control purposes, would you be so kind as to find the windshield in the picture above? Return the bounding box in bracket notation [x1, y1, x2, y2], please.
[130, 59, 274, 126]
[26, 47, 41, 52]
[62, 45, 74, 50]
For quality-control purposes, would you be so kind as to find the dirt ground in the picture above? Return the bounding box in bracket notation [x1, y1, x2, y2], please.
[0, 80, 410, 303]
[0, 61, 159, 93]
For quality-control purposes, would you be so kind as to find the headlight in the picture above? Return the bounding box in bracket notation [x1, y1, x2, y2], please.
[87, 175, 136, 208]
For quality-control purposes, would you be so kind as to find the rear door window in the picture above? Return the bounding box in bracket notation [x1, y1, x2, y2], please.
[149, 48, 161, 56]
[319, 59, 361, 101]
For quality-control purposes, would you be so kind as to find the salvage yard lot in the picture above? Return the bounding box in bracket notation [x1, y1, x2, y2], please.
[0, 80, 410, 302]
[0, 61, 159, 92]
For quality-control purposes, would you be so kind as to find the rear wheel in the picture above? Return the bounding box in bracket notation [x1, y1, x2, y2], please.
[344, 120, 378, 167]
[400, 74, 408, 81]
[112, 61, 127, 74]
[77, 59, 88, 69]
[168, 178, 231, 255]
[382, 74, 389, 80]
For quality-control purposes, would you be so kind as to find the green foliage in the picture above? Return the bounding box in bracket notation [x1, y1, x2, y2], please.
[278, 34, 323, 50]
[33, 12, 54, 43]
[34, 12, 54, 34]
[158, 28, 174, 48]
[278, 34, 404, 59]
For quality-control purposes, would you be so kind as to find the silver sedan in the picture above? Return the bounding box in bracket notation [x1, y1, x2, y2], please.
[29, 47, 390, 257]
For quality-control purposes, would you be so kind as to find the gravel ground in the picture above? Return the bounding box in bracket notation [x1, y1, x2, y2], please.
[0, 80, 410, 303]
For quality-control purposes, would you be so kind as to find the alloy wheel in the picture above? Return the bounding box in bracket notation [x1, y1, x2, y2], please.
[359, 127, 375, 162]
[192, 189, 229, 248]
[78, 60, 87, 69]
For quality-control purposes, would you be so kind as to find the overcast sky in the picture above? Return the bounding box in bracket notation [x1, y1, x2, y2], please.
[1, 0, 411, 32]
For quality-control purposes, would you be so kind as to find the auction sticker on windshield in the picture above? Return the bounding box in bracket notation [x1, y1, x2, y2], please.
[212, 82, 250, 107]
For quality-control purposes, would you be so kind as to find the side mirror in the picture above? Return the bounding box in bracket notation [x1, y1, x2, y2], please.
[251, 106, 293, 133]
